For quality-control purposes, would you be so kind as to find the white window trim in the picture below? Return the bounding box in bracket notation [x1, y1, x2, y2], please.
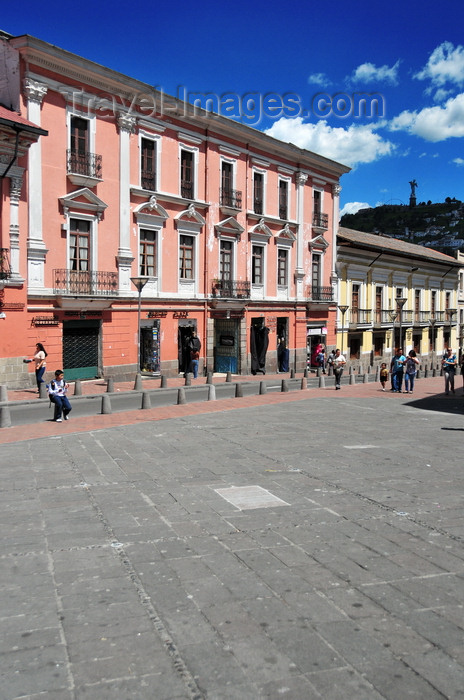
[277, 246, 290, 288]
[179, 143, 199, 200]
[138, 223, 161, 281]
[66, 212, 98, 272]
[278, 175, 291, 219]
[252, 167, 267, 215]
[218, 235, 237, 280]
[251, 243, 266, 290]
[66, 109, 96, 153]
[139, 131, 162, 191]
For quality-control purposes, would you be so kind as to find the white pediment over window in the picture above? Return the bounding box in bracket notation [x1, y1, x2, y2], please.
[276, 223, 296, 242]
[309, 233, 329, 251]
[215, 216, 245, 240]
[134, 196, 169, 222]
[249, 218, 272, 242]
[176, 203, 206, 226]
[59, 188, 108, 219]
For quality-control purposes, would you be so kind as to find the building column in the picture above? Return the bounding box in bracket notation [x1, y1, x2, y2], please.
[295, 172, 307, 299]
[331, 183, 341, 294]
[23, 78, 49, 290]
[117, 113, 136, 294]
[8, 176, 23, 282]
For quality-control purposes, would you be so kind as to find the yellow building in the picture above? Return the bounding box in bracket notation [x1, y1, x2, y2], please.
[336, 227, 461, 367]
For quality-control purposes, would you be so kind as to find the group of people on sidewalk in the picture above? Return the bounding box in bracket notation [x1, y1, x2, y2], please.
[382, 346, 461, 395]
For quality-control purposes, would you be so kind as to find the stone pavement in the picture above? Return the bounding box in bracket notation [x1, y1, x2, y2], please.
[1, 375, 464, 699]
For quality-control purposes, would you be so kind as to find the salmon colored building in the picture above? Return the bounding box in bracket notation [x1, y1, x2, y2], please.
[0, 30, 350, 388]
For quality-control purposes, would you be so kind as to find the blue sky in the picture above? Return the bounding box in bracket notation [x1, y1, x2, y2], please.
[2, 0, 464, 217]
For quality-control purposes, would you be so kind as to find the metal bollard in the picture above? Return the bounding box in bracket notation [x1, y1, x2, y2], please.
[141, 391, 151, 409]
[101, 394, 112, 414]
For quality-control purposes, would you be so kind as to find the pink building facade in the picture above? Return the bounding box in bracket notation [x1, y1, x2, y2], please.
[0, 30, 350, 387]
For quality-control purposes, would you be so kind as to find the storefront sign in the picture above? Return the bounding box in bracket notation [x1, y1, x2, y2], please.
[147, 311, 167, 318]
[173, 311, 189, 318]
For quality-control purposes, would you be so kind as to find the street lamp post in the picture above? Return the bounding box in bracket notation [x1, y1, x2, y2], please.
[429, 317, 436, 369]
[130, 276, 150, 372]
[338, 305, 349, 358]
[448, 309, 456, 350]
[396, 297, 407, 351]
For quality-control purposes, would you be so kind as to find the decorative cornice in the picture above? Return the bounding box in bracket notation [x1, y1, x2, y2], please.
[133, 196, 169, 221]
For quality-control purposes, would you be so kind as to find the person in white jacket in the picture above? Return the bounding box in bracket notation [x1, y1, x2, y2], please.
[48, 370, 72, 422]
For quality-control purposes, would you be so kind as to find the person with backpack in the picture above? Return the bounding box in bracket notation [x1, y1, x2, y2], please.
[403, 349, 420, 393]
[48, 370, 72, 422]
[188, 331, 201, 378]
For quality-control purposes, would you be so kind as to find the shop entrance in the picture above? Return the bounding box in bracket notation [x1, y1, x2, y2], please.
[62, 320, 100, 380]
[140, 321, 161, 373]
[214, 319, 239, 374]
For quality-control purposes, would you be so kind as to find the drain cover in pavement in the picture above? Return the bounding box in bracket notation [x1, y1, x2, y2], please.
[214, 485, 290, 510]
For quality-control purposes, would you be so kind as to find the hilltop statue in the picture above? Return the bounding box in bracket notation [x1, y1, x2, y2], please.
[409, 179, 417, 208]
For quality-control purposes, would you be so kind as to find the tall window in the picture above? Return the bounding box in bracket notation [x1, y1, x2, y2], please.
[140, 229, 157, 276]
[253, 172, 263, 214]
[312, 254, 321, 292]
[69, 219, 90, 271]
[69, 116, 89, 175]
[414, 289, 421, 322]
[141, 138, 156, 191]
[220, 240, 233, 281]
[313, 190, 321, 215]
[179, 235, 194, 279]
[181, 150, 194, 199]
[252, 245, 263, 284]
[279, 180, 288, 220]
[375, 286, 382, 323]
[278, 249, 288, 286]
[431, 290, 436, 316]
[352, 283, 360, 323]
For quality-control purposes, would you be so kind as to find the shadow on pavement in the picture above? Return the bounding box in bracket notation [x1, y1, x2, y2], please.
[405, 393, 464, 416]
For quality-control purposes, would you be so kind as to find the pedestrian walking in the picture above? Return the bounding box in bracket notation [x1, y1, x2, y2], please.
[332, 348, 346, 390]
[24, 343, 48, 393]
[390, 347, 406, 393]
[403, 349, 420, 393]
[442, 348, 457, 395]
[47, 370, 72, 422]
[379, 362, 389, 391]
[187, 331, 201, 378]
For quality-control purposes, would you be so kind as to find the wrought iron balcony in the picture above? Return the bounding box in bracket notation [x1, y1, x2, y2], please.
[141, 170, 156, 191]
[54, 269, 118, 296]
[312, 212, 329, 229]
[0, 248, 11, 280]
[220, 188, 242, 209]
[349, 308, 372, 325]
[181, 180, 194, 199]
[67, 149, 102, 179]
[307, 285, 334, 302]
[211, 278, 250, 299]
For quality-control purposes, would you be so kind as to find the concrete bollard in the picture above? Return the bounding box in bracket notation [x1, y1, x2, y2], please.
[177, 387, 186, 405]
[101, 394, 112, 414]
[375, 366, 380, 381]
[259, 381, 267, 395]
[235, 383, 243, 397]
[290, 369, 295, 379]
[134, 373, 142, 390]
[206, 372, 213, 384]
[318, 375, 325, 388]
[106, 377, 114, 393]
[0, 405, 11, 428]
[424, 368, 429, 378]
[363, 373, 369, 383]
[281, 379, 289, 392]
[349, 365, 354, 375]
[349, 372, 356, 385]
[316, 367, 321, 377]
[416, 369, 420, 379]
[184, 373, 191, 386]
[301, 377, 307, 390]
[225, 371, 232, 383]
[432, 368, 437, 377]
[160, 375, 167, 388]
[208, 384, 216, 401]
[358, 364, 363, 375]
[39, 383, 48, 399]
[303, 368, 308, 378]
[72, 379, 82, 396]
[141, 391, 151, 409]
[327, 365, 332, 376]
[0, 385, 8, 403]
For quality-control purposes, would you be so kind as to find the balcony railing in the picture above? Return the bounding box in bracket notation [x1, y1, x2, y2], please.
[0, 248, 11, 280]
[141, 170, 156, 191]
[211, 279, 250, 299]
[181, 180, 194, 199]
[312, 212, 328, 229]
[307, 285, 334, 302]
[54, 269, 118, 296]
[220, 188, 242, 209]
[67, 149, 102, 179]
[349, 308, 371, 325]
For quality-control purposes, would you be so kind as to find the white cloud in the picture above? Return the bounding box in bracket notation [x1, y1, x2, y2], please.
[349, 60, 400, 86]
[265, 117, 394, 167]
[415, 42, 464, 87]
[340, 202, 371, 218]
[308, 72, 331, 86]
[453, 157, 464, 166]
[389, 93, 464, 142]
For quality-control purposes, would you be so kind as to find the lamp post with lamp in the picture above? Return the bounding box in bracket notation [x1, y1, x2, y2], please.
[130, 276, 149, 372]
[447, 308, 456, 351]
[337, 305, 349, 358]
[429, 316, 436, 369]
[396, 297, 407, 351]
